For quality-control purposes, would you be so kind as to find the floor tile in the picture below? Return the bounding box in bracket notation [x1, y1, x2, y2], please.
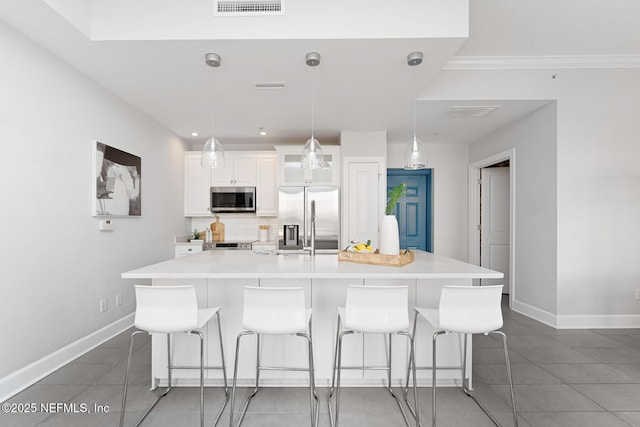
[474, 363, 562, 385]
[503, 335, 569, 349]
[489, 384, 604, 412]
[514, 347, 599, 364]
[520, 411, 630, 427]
[572, 384, 640, 411]
[539, 363, 638, 384]
[39, 363, 114, 385]
[612, 412, 640, 426]
[608, 364, 640, 381]
[550, 334, 627, 348]
[574, 347, 640, 364]
[70, 347, 129, 366]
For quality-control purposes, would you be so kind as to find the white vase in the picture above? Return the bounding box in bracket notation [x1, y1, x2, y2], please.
[379, 215, 400, 255]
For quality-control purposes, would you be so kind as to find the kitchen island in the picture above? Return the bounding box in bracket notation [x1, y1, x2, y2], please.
[122, 250, 503, 387]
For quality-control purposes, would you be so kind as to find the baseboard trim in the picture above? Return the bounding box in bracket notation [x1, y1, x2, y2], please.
[556, 314, 640, 329]
[511, 299, 640, 329]
[511, 299, 558, 328]
[0, 313, 134, 403]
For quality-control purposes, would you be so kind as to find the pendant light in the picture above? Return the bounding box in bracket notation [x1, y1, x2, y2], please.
[301, 52, 325, 169]
[403, 51, 427, 170]
[201, 53, 225, 169]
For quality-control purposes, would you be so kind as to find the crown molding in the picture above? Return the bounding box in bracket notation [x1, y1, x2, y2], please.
[444, 55, 640, 70]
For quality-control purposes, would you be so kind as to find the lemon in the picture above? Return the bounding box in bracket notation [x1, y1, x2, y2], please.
[355, 243, 366, 251]
[366, 245, 372, 251]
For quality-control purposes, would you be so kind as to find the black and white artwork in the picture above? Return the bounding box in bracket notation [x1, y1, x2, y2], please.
[93, 141, 141, 216]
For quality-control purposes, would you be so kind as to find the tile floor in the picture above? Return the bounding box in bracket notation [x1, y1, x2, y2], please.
[2, 301, 640, 426]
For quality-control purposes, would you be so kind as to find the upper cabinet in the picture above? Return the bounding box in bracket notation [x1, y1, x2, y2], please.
[275, 145, 340, 187]
[255, 154, 277, 217]
[184, 151, 275, 217]
[211, 152, 257, 187]
[184, 152, 213, 216]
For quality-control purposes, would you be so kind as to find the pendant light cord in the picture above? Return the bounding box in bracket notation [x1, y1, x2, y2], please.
[310, 67, 315, 140]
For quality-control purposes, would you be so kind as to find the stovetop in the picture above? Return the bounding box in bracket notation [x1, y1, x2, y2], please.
[203, 241, 255, 250]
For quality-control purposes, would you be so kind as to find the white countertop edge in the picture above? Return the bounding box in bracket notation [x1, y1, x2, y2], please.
[121, 272, 503, 280]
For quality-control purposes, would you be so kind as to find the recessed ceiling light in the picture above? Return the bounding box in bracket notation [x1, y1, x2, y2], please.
[191, 132, 199, 136]
[259, 128, 267, 136]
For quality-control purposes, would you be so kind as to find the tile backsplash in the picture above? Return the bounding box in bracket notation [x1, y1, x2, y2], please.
[190, 214, 278, 242]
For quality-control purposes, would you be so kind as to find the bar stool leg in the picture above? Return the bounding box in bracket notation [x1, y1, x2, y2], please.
[229, 331, 255, 427]
[212, 311, 229, 427]
[403, 310, 420, 419]
[187, 330, 205, 427]
[432, 330, 446, 427]
[492, 331, 518, 427]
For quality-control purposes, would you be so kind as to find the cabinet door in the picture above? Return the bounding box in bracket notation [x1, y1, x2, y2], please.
[275, 146, 340, 187]
[184, 153, 212, 216]
[233, 153, 257, 186]
[309, 146, 340, 186]
[210, 154, 234, 186]
[256, 154, 277, 217]
[210, 153, 257, 186]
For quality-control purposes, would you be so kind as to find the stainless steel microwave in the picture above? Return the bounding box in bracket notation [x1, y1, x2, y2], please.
[210, 187, 256, 213]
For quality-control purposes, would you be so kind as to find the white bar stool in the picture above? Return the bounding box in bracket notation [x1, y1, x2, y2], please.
[404, 284, 518, 427]
[328, 285, 419, 427]
[229, 286, 319, 427]
[120, 285, 229, 427]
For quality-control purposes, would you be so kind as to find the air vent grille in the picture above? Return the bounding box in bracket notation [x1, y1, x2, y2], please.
[215, 0, 284, 16]
[254, 81, 287, 90]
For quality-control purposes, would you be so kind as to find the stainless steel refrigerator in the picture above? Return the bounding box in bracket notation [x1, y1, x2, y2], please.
[278, 186, 340, 253]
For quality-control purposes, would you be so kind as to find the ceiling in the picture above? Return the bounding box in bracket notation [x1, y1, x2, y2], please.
[1, 1, 638, 149]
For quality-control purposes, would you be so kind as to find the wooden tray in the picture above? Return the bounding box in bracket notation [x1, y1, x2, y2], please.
[337, 249, 414, 267]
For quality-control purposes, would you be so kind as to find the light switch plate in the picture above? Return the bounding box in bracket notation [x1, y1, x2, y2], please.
[98, 219, 114, 231]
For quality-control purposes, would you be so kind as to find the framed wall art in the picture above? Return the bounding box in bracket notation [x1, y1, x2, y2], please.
[92, 141, 141, 216]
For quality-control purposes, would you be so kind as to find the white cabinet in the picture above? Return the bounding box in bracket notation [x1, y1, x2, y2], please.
[256, 154, 277, 217]
[275, 145, 340, 187]
[184, 152, 212, 216]
[174, 243, 203, 258]
[211, 153, 256, 187]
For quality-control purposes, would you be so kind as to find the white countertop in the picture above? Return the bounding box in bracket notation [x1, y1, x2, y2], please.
[121, 250, 503, 280]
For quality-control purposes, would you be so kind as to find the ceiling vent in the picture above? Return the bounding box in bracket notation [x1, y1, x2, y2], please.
[214, 0, 284, 16]
[441, 106, 501, 119]
[254, 81, 287, 90]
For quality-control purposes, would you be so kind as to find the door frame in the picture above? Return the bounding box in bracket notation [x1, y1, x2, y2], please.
[387, 168, 433, 252]
[468, 149, 516, 307]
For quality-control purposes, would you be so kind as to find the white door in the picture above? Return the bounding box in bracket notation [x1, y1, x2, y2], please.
[480, 167, 510, 293]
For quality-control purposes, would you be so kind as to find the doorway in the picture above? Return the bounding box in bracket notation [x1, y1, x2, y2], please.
[469, 149, 516, 307]
[387, 169, 432, 252]
[480, 162, 510, 293]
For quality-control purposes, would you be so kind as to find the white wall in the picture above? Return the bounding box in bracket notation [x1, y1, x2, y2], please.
[424, 66, 640, 325]
[387, 142, 469, 261]
[469, 104, 558, 314]
[0, 19, 186, 389]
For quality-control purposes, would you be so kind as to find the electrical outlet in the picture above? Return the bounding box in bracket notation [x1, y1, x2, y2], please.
[636, 289, 640, 300]
[99, 298, 107, 313]
[115, 294, 123, 306]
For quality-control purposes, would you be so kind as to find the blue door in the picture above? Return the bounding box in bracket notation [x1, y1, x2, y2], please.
[387, 169, 432, 252]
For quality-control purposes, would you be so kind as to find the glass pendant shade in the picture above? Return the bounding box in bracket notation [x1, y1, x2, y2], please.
[403, 134, 426, 170]
[301, 136, 325, 169]
[201, 137, 225, 168]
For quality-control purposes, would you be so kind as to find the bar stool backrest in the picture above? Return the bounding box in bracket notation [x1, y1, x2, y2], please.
[242, 286, 307, 334]
[344, 285, 409, 333]
[438, 285, 504, 333]
[134, 285, 199, 333]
